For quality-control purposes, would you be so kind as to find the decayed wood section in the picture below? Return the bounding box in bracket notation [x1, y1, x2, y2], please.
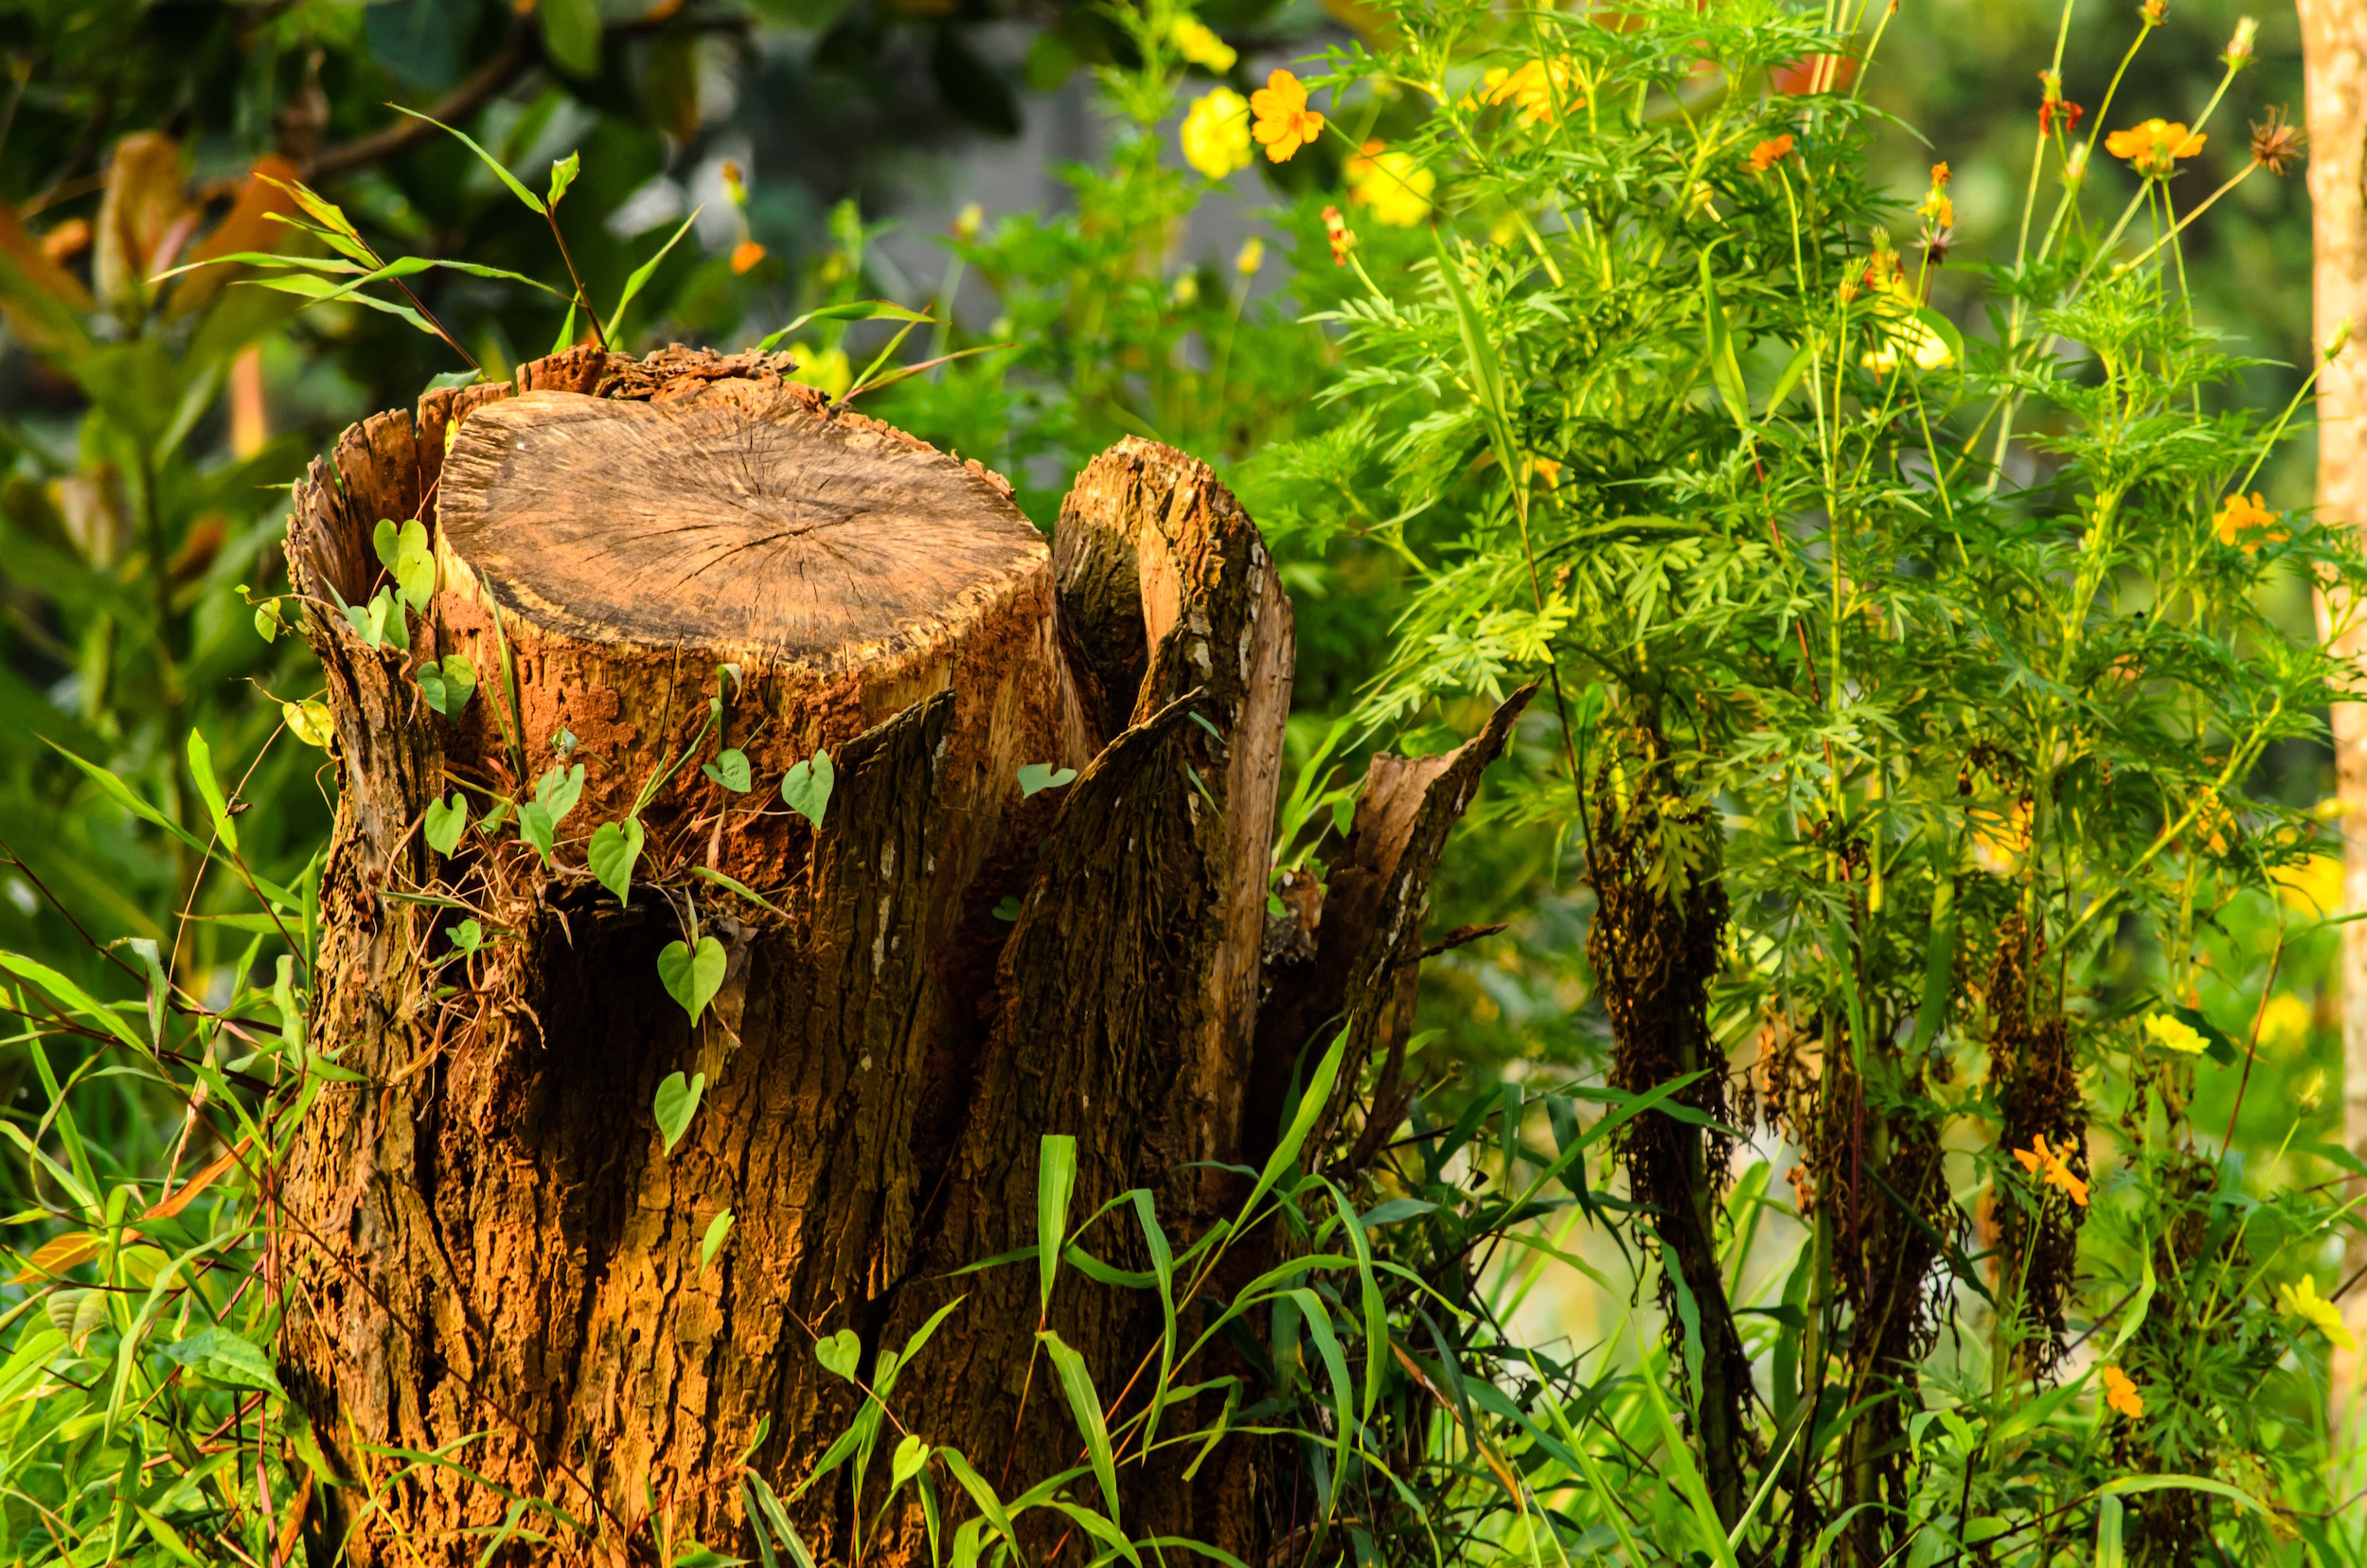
[278, 346, 1513, 1563]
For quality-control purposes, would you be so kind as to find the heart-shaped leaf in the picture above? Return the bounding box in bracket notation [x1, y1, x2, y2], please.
[891, 1433, 929, 1489]
[781, 749, 835, 828]
[424, 792, 469, 855]
[418, 653, 476, 719]
[365, 587, 410, 651]
[372, 517, 436, 609]
[703, 748, 752, 793]
[815, 1328, 862, 1381]
[658, 935, 725, 1025]
[536, 762, 586, 826]
[479, 797, 512, 837]
[1016, 762, 1077, 798]
[448, 918, 484, 956]
[517, 801, 556, 862]
[991, 896, 1022, 922]
[283, 699, 334, 749]
[588, 816, 645, 906]
[653, 1069, 706, 1154]
[702, 1209, 735, 1270]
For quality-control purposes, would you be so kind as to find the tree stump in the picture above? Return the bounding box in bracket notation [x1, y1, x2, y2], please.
[278, 347, 1506, 1564]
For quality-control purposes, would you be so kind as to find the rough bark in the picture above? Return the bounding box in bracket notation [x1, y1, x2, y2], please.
[277, 355, 1504, 1563]
[2300, 0, 2367, 1401]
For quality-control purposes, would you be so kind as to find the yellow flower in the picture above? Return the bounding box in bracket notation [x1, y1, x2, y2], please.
[788, 344, 852, 401]
[1182, 88, 1253, 179]
[1859, 278, 1953, 378]
[1169, 17, 1237, 73]
[2143, 1012, 2209, 1055]
[2259, 992, 2313, 1053]
[1344, 140, 1435, 227]
[1482, 57, 1576, 126]
[2105, 118, 2205, 176]
[2275, 853, 2342, 914]
[2213, 490, 2280, 551]
[1236, 237, 1265, 276]
[2010, 1132, 2089, 1207]
[2100, 1364, 2145, 1419]
[1251, 69, 1325, 163]
[2278, 1274, 2358, 1351]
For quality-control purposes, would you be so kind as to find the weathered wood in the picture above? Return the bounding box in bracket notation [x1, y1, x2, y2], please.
[280, 350, 1512, 1565]
[284, 348, 1095, 1561]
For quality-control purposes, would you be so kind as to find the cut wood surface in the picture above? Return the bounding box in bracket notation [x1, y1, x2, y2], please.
[278, 346, 1508, 1564]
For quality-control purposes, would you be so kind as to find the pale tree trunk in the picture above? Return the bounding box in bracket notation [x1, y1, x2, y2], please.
[275, 347, 1508, 1563]
[2301, 0, 2367, 1417]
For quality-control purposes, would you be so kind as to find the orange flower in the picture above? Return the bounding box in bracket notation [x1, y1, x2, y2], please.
[1321, 204, 1356, 266]
[2010, 1132, 2090, 1207]
[2100, 1364, 2145, 1419]
[2104, 118, 2205, 176]
[2214, 490, 2281, 550]
[1747, 134, 1795, 172]
[1251, 69, 1325, 163]
[729, 241, 767, 276]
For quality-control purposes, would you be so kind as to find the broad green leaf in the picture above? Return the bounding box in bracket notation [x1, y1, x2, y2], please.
[284, 699, 334, 748]
[156, 1327, 283, 1395]
[449, 919, 485, 956]
[548, 151, 581, 208]
[1038, 1133, 1077, 1319]
[658, 935, 725, 1025]
[370, 517, 434, 608]
[653, 1069, 706, 1154]
[419, 652, 476, 719]
[536, 762, 586, 826]
[1038, 1329, 1121, 1525]
[702, 1209, 736, 1270]
[518, 801, 557, 862]
[703, 749, 752, 793]
[891, 1434, 929, 1490]
[424, 792, 469, 855]
[1017, 762, 1078, 797]
[815, 1328, 862, 1381]
[781, 749, 835, 828]
[186, 729, 238, 853]
[588, 817, 646, 906]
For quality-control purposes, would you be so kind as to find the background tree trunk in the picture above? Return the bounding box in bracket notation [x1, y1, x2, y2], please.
[276, 347, 1498, 1563]
[2301, 0, 2367, 1412]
